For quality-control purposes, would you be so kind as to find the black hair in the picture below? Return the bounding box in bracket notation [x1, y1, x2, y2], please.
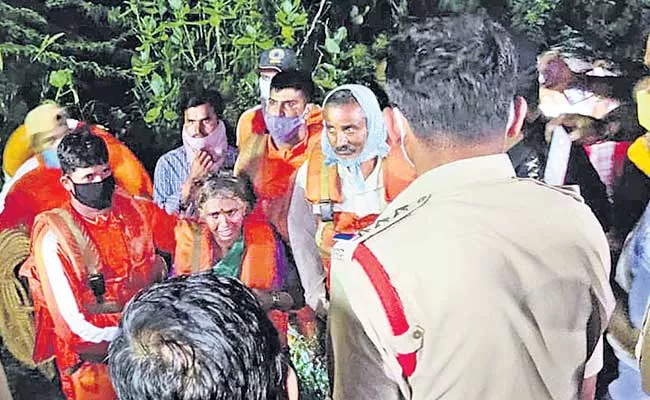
[57, 125, 109, 175]
[270, 70, 315, 102]
[510, 33, 540, 111]
[108, 273, 288, 400]
[385, 14, 518, 145]
[180, 87, 225, 118]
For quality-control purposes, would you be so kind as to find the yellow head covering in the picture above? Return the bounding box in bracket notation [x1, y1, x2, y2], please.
[2, 125, 33, 178]
[2, 103, 67, 178]
[24, 103, 67, 153]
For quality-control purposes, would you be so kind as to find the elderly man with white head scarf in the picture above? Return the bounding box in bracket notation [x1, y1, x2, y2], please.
[287, 84, 415, 317]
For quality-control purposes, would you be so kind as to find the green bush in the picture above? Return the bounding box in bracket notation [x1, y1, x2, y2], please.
[1, 0, 648, 171]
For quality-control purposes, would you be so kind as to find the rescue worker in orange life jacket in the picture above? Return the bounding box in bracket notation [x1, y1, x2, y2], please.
[20, 129, 197, 400]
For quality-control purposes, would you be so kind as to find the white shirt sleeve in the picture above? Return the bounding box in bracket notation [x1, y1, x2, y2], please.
[41, 230, 118, 343]
[584, 335, 604, 378]
[288, 163, 328, 315]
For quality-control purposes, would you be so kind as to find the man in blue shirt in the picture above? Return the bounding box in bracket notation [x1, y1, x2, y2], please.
[153, 89, 238, 215]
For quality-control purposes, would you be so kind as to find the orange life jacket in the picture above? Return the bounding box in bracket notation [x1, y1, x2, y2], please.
[20, 190, 166, 364]
[87, 124, 153, 199]
[174, 217, 278, 288]
[305, 143, 415, 283]
[234, 107, 323, 240]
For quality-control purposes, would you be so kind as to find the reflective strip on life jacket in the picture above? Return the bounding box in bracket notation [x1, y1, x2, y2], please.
[173, 220, 213, 275]
[352, 242, 417, 378]
[46, 209, 101, 283]
[190, 222, 204, 274]
[234, 132, 267, 179]
[37, 209, 122, 315]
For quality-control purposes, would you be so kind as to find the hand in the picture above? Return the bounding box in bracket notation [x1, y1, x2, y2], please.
[181, 150, 214, 202]
[544, 114, 605, 145]
[189, 150, 215, 181]
[251, 289, 294, 312]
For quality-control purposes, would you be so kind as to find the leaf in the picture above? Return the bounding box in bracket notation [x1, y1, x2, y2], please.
[294, 14, 308, 26]
[234, 37, 254, 46]
[49, 69, 71, 89]
[324, 38, 341, 54]
[46, 32, 66, 47]
[150, 73, 165, 96]
[257, 39, 274, 50]
[281, 26, 295, 40]
[209, 15, 221, 27]
[131, 54, 143, 68]
[163, 108, 177, 121]
[144, 106, 162, 123]
[204, 60, 216, 71]
[334, 27, 348, 42]
[33, 32, 65, 62]
[168, 0, 182, 10]
[282, 0, 293, 13]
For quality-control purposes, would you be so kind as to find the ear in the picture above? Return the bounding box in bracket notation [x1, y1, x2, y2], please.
[60, 175, 74, 193]
[506, 96, 528, 140]
[382, 107, 400, 145]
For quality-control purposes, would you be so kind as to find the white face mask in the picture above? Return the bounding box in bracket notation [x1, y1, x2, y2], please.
[259, 76, 272, 101]
[392, 108, 415, 168]
[182, 120, 227, 171]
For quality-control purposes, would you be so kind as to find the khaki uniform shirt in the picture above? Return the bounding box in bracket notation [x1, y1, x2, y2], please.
[330, 154, 615, 400]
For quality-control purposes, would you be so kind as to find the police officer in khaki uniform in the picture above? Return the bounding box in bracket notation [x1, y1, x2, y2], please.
[329, 15, 615, 400]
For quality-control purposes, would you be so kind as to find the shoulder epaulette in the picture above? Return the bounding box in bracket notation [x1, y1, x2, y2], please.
[356, 194, 432, 242]
[518, 178, 585, 204]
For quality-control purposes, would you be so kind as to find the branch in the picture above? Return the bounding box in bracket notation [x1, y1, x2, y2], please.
[297, 0, 328, 57]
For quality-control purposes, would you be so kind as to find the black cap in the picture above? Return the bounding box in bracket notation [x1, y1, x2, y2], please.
[259, 48, 297, 72]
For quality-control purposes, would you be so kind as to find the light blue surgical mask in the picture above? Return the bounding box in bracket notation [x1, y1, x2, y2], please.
[41, 148, 61, 168]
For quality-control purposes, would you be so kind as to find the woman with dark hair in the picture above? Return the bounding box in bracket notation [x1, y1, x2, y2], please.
[173, 172, 305, 346]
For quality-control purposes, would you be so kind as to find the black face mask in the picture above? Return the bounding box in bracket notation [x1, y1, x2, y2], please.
[72, 175, 116, 210]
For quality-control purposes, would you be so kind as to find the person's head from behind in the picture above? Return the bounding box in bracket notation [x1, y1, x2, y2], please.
[322, 85, 386, 162]
[109, 273, 288, 400]
[384, 14, 525, 174]
[194, 173, 256, 251]
[180, 88, 224, 139]
[25, 103, 69, 153]
[58, 126, 115, 210]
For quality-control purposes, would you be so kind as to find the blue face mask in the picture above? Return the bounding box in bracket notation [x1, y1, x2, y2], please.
[41, 148, 61, 168]
[264, 114, 304, 144]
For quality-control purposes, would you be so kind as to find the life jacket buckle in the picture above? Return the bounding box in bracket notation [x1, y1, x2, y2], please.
[319, 201, 334, 222]
[87, 273, 106, 304]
